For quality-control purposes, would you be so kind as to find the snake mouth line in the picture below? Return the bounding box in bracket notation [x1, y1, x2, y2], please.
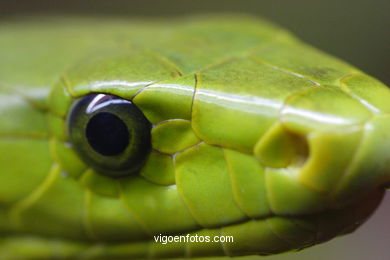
[9, 184, 388, 260]
[0, 215, 315, 259]
[2, 196, 378, 260]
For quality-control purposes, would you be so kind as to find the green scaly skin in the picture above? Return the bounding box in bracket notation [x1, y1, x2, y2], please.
[0, 15, 389, 259]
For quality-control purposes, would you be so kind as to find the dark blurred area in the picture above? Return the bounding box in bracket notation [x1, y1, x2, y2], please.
[1, 0, 389, 85]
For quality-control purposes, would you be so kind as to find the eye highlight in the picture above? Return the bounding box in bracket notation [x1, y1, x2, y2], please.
[67, 94, 152, 178]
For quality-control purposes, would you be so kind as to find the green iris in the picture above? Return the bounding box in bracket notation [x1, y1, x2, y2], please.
[67, 94, 152, 178]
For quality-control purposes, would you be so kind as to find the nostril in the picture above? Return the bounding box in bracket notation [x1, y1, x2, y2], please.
[299, 126, 363, 194]
[254, 123, 309, 169]
[255, 120, 365, 194]
[254, 122, 367, 215]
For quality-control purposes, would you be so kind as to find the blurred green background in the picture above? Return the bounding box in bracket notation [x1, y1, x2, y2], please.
[1, 1, 389, 259]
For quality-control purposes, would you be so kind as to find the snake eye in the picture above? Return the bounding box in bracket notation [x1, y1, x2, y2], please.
[67, 94, 151, 178]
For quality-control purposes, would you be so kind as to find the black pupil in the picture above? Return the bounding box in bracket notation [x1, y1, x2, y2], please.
[86, 112, 130, 156]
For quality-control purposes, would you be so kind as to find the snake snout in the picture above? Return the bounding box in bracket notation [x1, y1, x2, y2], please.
[253, 85, 390, 216]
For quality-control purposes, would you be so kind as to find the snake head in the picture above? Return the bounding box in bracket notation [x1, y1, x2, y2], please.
[0, 15, 389, 258]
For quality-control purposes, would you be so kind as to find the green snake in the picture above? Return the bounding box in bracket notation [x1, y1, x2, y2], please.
[0, 14, 389, 259]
